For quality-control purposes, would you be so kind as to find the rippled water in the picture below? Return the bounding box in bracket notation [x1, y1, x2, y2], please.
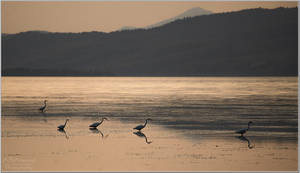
[1, 77, 298, 171]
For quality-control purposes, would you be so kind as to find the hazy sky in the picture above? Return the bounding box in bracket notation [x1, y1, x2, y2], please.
[2, 1, 298, 34]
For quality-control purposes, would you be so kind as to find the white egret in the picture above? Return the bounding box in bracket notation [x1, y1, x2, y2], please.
[57, 119, 69, 130]
[89, 117, 108, 128]
[39, 100, 48, 112]
[133, 118, 152, 131]
[235, 121, 253, 136]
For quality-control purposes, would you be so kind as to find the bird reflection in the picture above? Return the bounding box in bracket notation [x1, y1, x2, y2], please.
[236, 136, 254, 149]
[89, 128, 109, 139]
[133, 131, 152, 144]
[57, 128, 69, 140]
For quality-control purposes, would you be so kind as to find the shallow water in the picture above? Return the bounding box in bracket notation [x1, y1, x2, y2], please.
[1, 77, 298, 171]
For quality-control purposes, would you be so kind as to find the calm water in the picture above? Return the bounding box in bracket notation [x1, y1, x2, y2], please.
[2, 77, 298, 171]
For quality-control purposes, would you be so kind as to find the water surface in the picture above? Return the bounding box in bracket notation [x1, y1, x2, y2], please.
[2, 77, 298, 171]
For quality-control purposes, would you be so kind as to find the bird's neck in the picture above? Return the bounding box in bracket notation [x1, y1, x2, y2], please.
[44, 102, 47, 107]
[98, 119, 105, 125]
[64, 120, 68, 126]
[144, 120, 148, 127]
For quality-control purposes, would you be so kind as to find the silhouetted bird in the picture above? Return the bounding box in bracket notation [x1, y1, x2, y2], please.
[133, 118, 152, 131]
[57, 119, 69, 130]
[235, 121, 253, 136]
[39, 100, 48, 112]
[89, 117, 108, 128]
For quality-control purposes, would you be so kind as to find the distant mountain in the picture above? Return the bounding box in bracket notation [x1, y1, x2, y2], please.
[119, 7, 212, 31]
[2, 7, 298, 76]
[146, 7, 212, 29]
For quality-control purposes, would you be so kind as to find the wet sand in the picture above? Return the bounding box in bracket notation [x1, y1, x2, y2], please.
[2, 116, 297, 171]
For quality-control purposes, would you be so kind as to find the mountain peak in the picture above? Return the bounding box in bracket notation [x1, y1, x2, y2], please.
[146, 7, 213, 29]
[118, 7, 212, 31]
[177, 7, 212, 18]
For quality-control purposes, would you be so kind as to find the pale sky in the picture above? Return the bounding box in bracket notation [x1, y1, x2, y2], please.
[2, 1, 298, 34]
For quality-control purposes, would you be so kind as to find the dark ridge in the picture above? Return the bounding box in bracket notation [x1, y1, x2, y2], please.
[2, 7, 298, 76]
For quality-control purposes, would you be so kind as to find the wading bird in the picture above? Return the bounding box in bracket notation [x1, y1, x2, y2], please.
[133, 118, 152, 131]
[57, 119, 69, 130]
[89, 117, 108, 129]
[39, 100, 48, 112]
[235, 121, 253, 136]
